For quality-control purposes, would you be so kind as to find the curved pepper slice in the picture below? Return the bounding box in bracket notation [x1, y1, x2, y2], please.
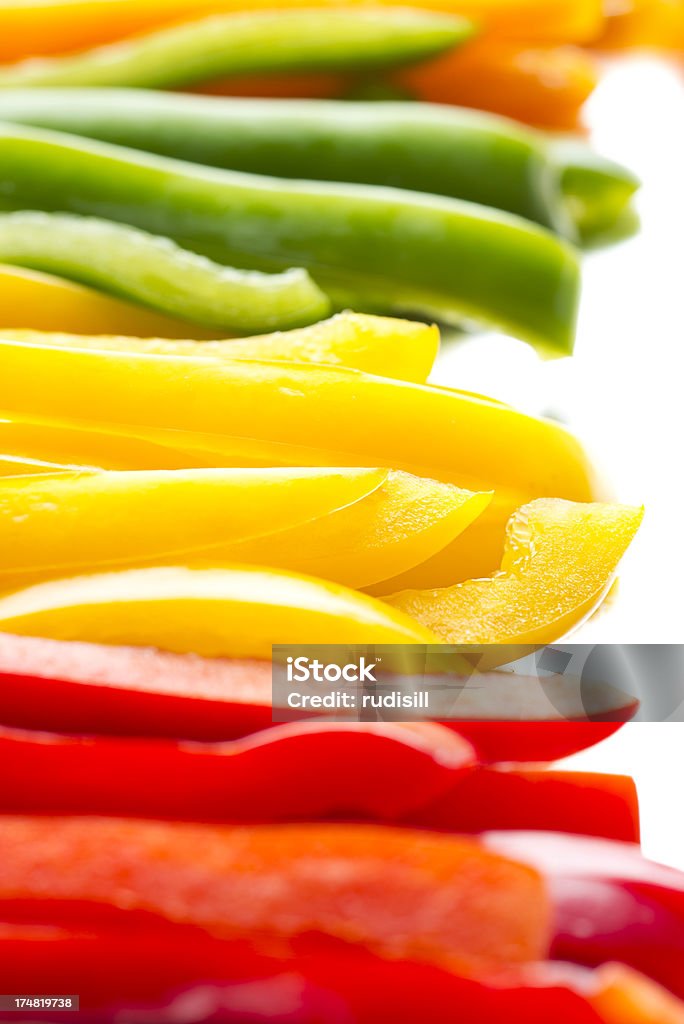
[0, 342, 599, 579]
[0, 816, 549, 971]
[396, 39, 599, 130]
[0, 565, 439, 655]
[0, 632, 627, 762]
[0, 122, 580, 350]
[0, 0, 602, 63]
[385, 498, 644, 644]
[0, 722, 639, 842]
[1, 310, 441, 382]
[0, 9, 471, 91]
[0, 466, 388, 583]
[0, 211, 330, 334]
[0, 468, 488, 591]
[0, 263, 222, 338]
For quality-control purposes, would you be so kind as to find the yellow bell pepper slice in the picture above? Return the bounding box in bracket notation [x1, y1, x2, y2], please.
[0, 455, 79, 477]
[0, 264, 220, 339]
[0, 311, 439, 382]
[385, 498, 644, 645]
[0, 466, 388, 586]
[0, 340, 599, 581]
[0, 565, 438, 655]
[209, 470, 492, 589]
[0, 418, 230, 472]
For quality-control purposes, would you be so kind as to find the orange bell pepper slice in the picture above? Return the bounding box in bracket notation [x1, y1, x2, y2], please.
[396, 39, 599, 130]
[597, 0, 684, 50]
[0, 816, 550, 972]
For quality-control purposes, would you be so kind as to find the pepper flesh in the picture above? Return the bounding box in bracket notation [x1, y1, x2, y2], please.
[385, 498, 644, 644]
[0, 341, 599, 579]
[0, 816, 550, 971]
[0, 468, 490, 591]
[0, 565, 439, 655]
[0, 211, 330, 333]
[0, 122, 581, 350]
[0, 722, 639, 841]
[0, 310, 441, 383]
[0, 632, 627, 762]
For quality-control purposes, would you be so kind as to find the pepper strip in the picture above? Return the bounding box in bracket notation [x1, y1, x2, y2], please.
[0, 310, 441, 382]
[0, 816, 549, 971]
[0, 341, 598, 580]
[0, 723, 639, 840]
[0, 212, 329, 333]
[0, 122, 580, 350]
[0, 632, 632, 763]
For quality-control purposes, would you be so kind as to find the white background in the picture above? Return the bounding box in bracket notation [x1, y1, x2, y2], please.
[434, 55, 684, 868]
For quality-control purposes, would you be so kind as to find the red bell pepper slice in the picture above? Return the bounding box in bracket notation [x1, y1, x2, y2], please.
[485, 830, 684, 1000]
[0, 632, 628, 763]
[0, 923, 680, 1023]
[0, 723, 639, 841]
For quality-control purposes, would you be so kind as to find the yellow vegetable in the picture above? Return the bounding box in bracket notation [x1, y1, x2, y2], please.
[212, 470, 491, 588]
[0, 466, 387, 585]
[0, 565, 438, 655]
[0, 340, 599, 579]
[0, 455, 79, 477]
[0, 263, 219, 339]
[385, 498, 644, 645]
[0, 312, 439, 382]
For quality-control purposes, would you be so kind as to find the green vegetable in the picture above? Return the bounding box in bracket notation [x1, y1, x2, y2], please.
[0, 210, 330, 332]
[0, 121, 580, 352]
[0, 9, 473, 90]
[0, 90, 569, 236]
[551, 138, 641, 245]
[0, 91, 640, 246]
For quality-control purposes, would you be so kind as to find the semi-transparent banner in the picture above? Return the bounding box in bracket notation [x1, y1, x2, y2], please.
[272, 645, 684, 723]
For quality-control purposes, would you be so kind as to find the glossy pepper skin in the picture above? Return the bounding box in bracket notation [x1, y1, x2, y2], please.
[486, 831, 684, 1001]
[0, 722, 639, 842]
[0, 90, 571, 236]
[0, 341, 598, 579]
[0, 632, 627, 763]
[0, 211, 330, 333]
[0, 9, 473, 91]
[0, 123, 580, 351]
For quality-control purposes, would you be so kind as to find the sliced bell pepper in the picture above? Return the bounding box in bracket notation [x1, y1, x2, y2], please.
[0, 263, 222, 338]
[0, 632, 628, 762]
[1, 310, 441, 382]
[0, 122, 581, 350]
[0, 9, 472, 91]
[395, 39, 599, 130]
[0, 455, 78, 477]
[0, 211, 330, 333]
[485, 830, 684, 1000]
[0, 816, 550, 971]
[0, 565, 440, 655]
[0, 0, 604, 64]
[596, 0, 684, 50]
[385, 498, 644, 644]
[0, 341, 599, 580]
[0, 925, 680, 1023]
[0, 722, 638, 841]
[0, 90, 571, 236]
[0, 467, 488, 590]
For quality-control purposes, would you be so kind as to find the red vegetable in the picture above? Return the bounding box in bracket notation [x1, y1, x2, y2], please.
[0, 632, 628, 762]
[0, 723, 639, 841]
[485, 831, 684, 1000]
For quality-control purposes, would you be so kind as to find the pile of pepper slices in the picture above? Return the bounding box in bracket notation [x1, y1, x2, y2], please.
[0, 0, 683, 1021]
